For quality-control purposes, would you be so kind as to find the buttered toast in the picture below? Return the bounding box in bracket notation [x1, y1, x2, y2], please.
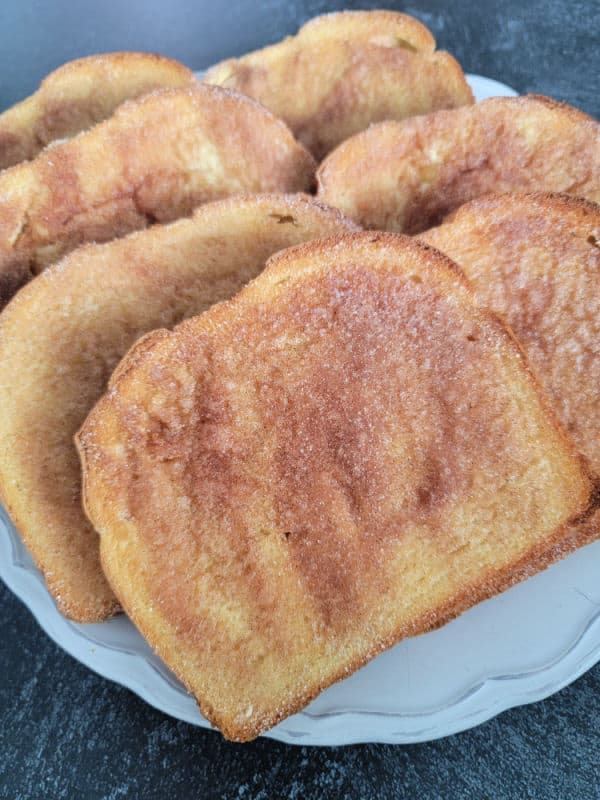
[77, 233, 592, 740]
[0, 194, 355, 621]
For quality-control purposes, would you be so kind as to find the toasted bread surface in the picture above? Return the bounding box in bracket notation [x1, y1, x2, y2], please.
[421, 192, 600, 543]
[77, 233, 592, 739]
[290, 10, 436, 50]
[0, 194, 355, 621]
[0, 53, 195, 169]
[317, 95, 600, 232]
[204, 11, 472, 160]
[0, 84, 316, 307]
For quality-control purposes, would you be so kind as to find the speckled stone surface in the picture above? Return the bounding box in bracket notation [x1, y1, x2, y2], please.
[0, 2, 599, 798]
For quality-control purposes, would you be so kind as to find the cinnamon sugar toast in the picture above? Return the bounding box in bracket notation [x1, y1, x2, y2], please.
[204, 10, 472, 160]
[317, 95, 600, 232]
[0, 84, 316, 307]
[0, 53, 194, 169]
[76, 233, 592, 740]
[0, 194, 354, 621]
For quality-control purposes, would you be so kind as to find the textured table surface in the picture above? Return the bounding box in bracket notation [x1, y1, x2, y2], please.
[0, 1, 599, 798]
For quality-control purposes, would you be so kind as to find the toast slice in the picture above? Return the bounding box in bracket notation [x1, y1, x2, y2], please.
[0, 194, 355, 622]
[204, 10, 472, 160]
[77, 232, 592, 740]
[0, 53, 194, 169]
[420, 192, 600, 544]
[0, 84, 316, 307]
[317, 95, 600, 232]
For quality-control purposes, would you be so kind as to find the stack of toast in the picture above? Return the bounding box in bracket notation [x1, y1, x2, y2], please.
[0, 11, 598, 741]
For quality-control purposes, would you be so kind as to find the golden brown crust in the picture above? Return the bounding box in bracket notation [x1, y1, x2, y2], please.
[0, 194, 356, 621]
[420, 190, 600, 545]
[78, 232, 591, 739]
[204, 11, 472, 160]
[317, 95, 600, 231]
[0, 84, 316, 308]
[298, 10, 436, 50]
[0, 52, 195, 169]
[442, 189, 600, 225]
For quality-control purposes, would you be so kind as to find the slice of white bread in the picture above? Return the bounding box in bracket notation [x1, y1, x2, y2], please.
[317, 95, 600, 232]
[420, 192, 600, 545]
[204, 10, 472, 160]
[0, 84, 316, 307]
[0, 194, 356, 622]
[77, 232, 593, 740]
[0, 53, 195, 169]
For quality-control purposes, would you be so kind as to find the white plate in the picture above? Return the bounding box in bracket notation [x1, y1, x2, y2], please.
[2, 75, 600, 746]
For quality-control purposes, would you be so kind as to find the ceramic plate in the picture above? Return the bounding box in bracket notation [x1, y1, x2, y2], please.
[2, 74, 599, 746]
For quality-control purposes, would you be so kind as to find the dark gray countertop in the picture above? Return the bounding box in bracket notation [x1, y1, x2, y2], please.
[1, 1, 599, 798]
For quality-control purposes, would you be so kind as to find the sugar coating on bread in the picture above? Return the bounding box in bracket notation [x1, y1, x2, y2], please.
[0, 194, 355, 621]
[77, 232, 592, 740]
[317, 95, 600, 232]
[294, 10, 436, 50]
[0, 52, 195, 170]
[204, 10, 472, 160]
[0, 83, 316, 307]
[421, 191, 600, 543]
